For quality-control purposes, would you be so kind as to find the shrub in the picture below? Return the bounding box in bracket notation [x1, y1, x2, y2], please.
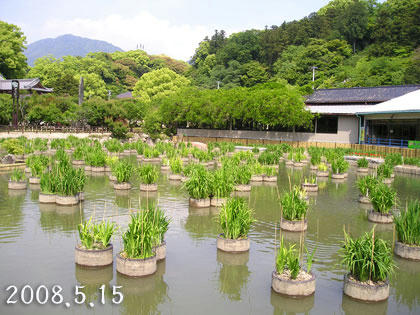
[357, 158, 369, 168]
[218, 198, 254, 239]
[394, 200, 420, 246]
[280, 186, 308, 221]
[185, 168, 211, 199]
[2, 139, 24, 155]
[138, 164, 159, 184]
[112, 160, 133, 183]
[109, 121, 128, 139]
[340, 228, 394, 282]
[10, 169, 25, 182]
[78, 218, 117, 249]
[369, 182, 397, 214]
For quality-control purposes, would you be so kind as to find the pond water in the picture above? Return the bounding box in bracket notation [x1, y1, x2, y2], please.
[0, 162, 419, 315]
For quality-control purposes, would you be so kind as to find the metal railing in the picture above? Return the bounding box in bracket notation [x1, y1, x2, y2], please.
[0, 125, 109, 133]
[362, 137, 409, 147]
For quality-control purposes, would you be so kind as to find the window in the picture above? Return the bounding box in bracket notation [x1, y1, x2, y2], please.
[316, 116, 338, 134]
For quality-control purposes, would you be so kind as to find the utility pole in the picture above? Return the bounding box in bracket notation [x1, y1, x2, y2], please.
[217, 81, 220, 89]
[11, 80, 19, 127]
[311, 66, 318, 90]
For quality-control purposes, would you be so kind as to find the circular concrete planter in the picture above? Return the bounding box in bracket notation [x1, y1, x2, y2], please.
[271, 271, 316, 297]
[301, 183, 318, 192]
[180, 176, 189, 183]
[84, 165, 92, 171]
[316, 171, 329, 177]
[210, 197, 226, 207]
[181, 157, 189, 163]
[217, 234, 250, 252]
[114, 182, 132, 190]
[343, 274, 389, 302]
[154, 241, 166, 261]
[140, 183, 158, 192]
[109, 175, 117, 181]
[56, 195, 79, 206]
[168, 173, 182, 181]
[310, 165, 318, 171]
[264, 175, 278, 182]
[25, 167, 31, 173]
[161, 165, 170, 171]
[250, 175, 264, 182]
[332, 173, 345, 179]
[75, 244, 113, 267]
[358, 195, 370, 204]
[72, 160, 85, 166]
[39, 193, 56, 203]
[394, 241, 420, 261]
[105, 166, 111, 172]
[293, 162, 304, 167]
[116, 253, 157, 277]
[368, 210, 393, 224]
[235, 184, 251, 192]
[136, 154, 143, 160]
[8, 181, 27, 190]
[285, 160, 294, 166]
[357, 167, 369, 173]
[29, 177, 41, 184]
[189, 197, 211, 208]
[91, 166, 105, 172]
[280, 218, 307, 232]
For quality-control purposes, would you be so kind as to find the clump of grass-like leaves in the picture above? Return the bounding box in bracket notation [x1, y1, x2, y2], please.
[185, 167, 212, 199]
[112, 160, 133, 183]
[233, 165, 252, 185]
[394, 200, 420, 246]
[356, 175, 379, 197]
[275, 237, 316, 280]
[218, 197, 254, 240]
[78, 218, 117, 249]
[317, 163, 328, 172]
[56, 166, 86, 196]
[377, 162, 393, 179]
[310, 153, 321, 166]
[369, 182, 397, 214]
[169, 157, 183, 174]
[29, 155, 49, 177]
[40, 171, 58, 194]
[357, 158, 369, 168]
[121, 212, 155, 259]
[210, 169, 234, 198]
[138, 164, 159, 184]
[340, 228, 394, 282]
[280, 186, 308, 221]
[144, 205, 170, 247]
[10, 168, 25, 182]
[331, 157, 349, 174]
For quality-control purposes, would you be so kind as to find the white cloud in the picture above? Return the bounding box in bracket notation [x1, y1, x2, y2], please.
[37, 11, 224, 61]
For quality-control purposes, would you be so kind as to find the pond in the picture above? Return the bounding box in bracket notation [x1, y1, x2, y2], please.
[0, 162, 419, 314]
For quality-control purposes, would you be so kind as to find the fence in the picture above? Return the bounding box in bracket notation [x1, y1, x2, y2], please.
[362, 137, 409, 148]
[0, 125, 109, 134]
[176, 135, 420, 158]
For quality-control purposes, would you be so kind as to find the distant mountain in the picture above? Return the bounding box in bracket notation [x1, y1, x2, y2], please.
[25, 34, 123, 66]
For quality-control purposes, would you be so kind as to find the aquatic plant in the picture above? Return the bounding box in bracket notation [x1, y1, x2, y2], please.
[357, 158, 369, 168]
[233, 165, 252, 185]
[310, 153, 321, 166]
[218, 198, 254, 240]
[356, 175, 379, 197]
[104, 139, 123, 153]
[263, 165, 277, 177]
[394, 200, 420, 246]
[78, 218, 117, 249]
[185, 168, 212, 199]
[40, 172, 58, 194]
[56, 167, 86, 196]
[377, 163, 393, 179]
[210, 169, 234, 198]
[331, 157, 349, 174]
[10, 169, 25, 182]
[340, 228, 394, 282]
[169, 157, 183, 174]
[369, 182, 397, 214]
[112, 160, 134, 183]
[317, 163, 328, 172]
[138, 164, 159, 184]
[121, 212, 154, 259]
[280, 186, 308, 221]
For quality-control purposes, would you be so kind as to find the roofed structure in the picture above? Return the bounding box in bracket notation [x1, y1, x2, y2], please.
[306, 85, 420, 105]
[0, 78, 53, 94]
[116, 91, 132, 99]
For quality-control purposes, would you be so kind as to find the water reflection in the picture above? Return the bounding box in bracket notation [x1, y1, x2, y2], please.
[117, 261, 168, 315]
[183, 207, 218, 239]
[39, 203, 83, 233]
[341, 294, 388, 315]
[0, 181, 25, 243]
[270, 289, 314, 314]
[392, 257, 420, 311]
[75, 264, 113, 304]
[217, 251, 250, 301]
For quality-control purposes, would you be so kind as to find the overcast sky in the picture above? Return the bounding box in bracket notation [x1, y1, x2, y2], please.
[1, 0, 331, 61]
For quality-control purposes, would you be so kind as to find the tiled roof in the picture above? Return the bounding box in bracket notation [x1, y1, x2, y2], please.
[306, 85, 420, 105]
[307, 105, 373, 115]
[116, 91, 132, 99]
[0, 78, 53, 93]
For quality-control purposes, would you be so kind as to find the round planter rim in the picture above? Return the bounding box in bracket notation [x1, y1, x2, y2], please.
[218, 233, 249, 242]
[76, 243, 113, 253]
[117, 252, 156, 262]
[344, 273, 389, 288]
[272, 270, 315, 284]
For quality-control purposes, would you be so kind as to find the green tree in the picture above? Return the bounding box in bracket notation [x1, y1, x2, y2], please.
[0, 21, 27, 78]
[240, 61, 269, 87]
[132, 68, 190, 102]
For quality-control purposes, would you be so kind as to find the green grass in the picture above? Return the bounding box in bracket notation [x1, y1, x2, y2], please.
[78, 218, 117, 249]
[281, 186, 309, 221]
[394, 200, 420, 246]
[369, 182, 397, 214]
[218, 198, 254, 239]
[340, 228, 394, 282]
